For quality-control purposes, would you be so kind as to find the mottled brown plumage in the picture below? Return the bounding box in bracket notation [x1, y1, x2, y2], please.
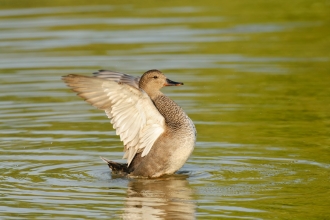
[63, 69, 196, 178]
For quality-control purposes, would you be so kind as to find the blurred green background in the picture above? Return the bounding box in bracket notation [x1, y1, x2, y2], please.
[0, 0, 329, 219]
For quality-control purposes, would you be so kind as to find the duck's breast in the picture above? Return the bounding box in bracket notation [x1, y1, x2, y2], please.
[165, 129, 196, 175]
[155, 97, 196, 175]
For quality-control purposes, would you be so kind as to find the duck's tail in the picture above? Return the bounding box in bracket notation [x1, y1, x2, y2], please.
[100, 156, 130, 175]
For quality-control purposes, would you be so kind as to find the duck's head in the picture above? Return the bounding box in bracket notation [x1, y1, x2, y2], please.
[139, 70, 183, 96]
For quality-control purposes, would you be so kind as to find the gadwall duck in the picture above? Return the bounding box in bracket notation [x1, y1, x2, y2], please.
[62, 69, 196, 178]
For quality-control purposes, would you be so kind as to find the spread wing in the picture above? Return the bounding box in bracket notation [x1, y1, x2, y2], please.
[62, 72, 165, 165]
[93, 70, 140, 88]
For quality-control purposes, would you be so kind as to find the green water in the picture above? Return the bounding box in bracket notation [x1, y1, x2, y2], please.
[1, 1, 329, 219]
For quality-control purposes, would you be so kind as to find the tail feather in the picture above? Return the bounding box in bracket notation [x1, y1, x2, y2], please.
[100, 156, 130, 175]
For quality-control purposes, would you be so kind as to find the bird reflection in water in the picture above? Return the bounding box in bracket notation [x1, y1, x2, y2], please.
[120, 174, 195, 220]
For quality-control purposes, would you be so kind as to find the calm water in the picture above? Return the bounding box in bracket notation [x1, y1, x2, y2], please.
[1, 1, 330, 219]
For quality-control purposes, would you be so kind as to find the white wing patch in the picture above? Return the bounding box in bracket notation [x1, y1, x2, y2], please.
[63, 74, 165, 166]
[101, 81, 165, 165]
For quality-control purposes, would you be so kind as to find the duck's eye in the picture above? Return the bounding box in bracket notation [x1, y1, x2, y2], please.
[153, 76, 158, 79]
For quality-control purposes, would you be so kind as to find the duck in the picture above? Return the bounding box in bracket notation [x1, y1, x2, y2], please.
[62, 69, 196, 178]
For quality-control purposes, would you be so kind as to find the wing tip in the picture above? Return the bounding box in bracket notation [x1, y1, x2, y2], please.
[61, 74, 76, 81]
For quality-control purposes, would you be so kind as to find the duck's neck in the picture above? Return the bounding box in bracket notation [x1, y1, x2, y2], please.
[147, 90, 163, 100]
[152, 93, 187, 131]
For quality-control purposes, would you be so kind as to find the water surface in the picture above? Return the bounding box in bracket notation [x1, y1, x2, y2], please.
[1, 1, 330, 219]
